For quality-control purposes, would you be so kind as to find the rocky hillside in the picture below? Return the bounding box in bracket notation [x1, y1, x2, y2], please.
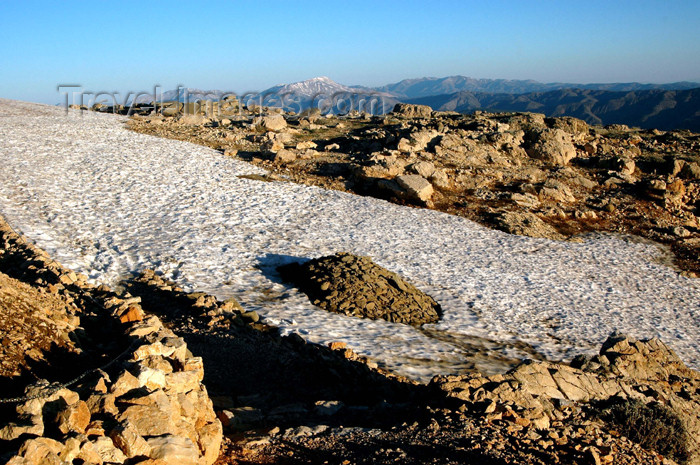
[0, 217, 222, 465]
[407, 87, 700, 132]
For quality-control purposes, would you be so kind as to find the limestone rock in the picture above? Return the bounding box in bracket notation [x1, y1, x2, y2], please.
[545, 116, 589, 141]
[392, 103, 433, 119]
[109, 419, 151, 459]
[17, 437, 64, 464]
[254, 113, 287, 131]
[178, 114, 209, 126]
[410, 161, 436, 178]
[496, 212, 566, 240]
[524, 128, 577, 165]
[92, 436, 127, 463]
[395, 174, 434, 203]
[273, 149, 297, 164]
[197, 420, 223, 465]
[146, 435, 201, 465]
[53, 400, 91, 434]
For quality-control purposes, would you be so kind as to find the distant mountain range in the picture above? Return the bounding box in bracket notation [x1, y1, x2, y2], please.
[406, 87, 700, 132]
[246, 76, 398, 114]
[375, 75, 700, 98]
[131, 76, 700, 131]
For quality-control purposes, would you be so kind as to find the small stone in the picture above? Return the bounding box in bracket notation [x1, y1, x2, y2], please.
[328, 341, 347, 351]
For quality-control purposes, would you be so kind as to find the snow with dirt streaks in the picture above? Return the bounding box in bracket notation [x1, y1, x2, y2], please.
[0, 99, 698, 382]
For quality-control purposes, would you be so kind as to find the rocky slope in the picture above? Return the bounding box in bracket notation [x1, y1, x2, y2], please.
[3, 215, 699, 464]
[0, 218, 222, 465]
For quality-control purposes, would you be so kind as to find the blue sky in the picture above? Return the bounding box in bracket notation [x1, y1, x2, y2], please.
[1, 0, 699, 104]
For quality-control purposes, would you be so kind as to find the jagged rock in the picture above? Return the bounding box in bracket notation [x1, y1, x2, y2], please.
[119, 304, 145, 323]
[397, 130, 439, 152]
[109, 419, 151, 459]
[278, 252, 441, 326]
[0, 416, 44, 441]
[133, 365, 167, 390]
[16, 437, 64, 464]
[92, 436, 127, 463]
[16, 382, 79, 417]
[524, 128, 577, 165]
[396, 174, 434, 203]
[110, 369, 141, 397]
[496, 212, 566, 240]
[511, 193, 540, 208]
[273, 149, 297, 164]
[197, 420, 224, 465]
[53, 400, 91, 434]
[538, 179, 576, 203]
[165, 369, 201, 393]
[432, 335, 700, 464]
[546, 116, 590, 141]
[680, 161, 700, 180]
[410, 161, 436, 178]
[392, 103, 432, 119]
[146, 435, 201, 465]
[253, 114, 287, 131]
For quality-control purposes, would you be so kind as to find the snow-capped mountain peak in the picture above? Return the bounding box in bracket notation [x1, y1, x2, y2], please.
[264, 76, 354, 97]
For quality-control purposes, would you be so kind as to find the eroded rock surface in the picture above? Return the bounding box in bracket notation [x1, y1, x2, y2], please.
[278, 252, 442, 326]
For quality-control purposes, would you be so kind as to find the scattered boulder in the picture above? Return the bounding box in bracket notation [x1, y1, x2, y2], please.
[395, 174, 434, 203]
[253, 113, 287, 131]
[177, 114, 209, 126]
[524, 128, 577, 165]
[545, 116, 590, 141]
[391, 103, 433, 119]
[432, 334, 700, 464]
[496, 211, 566, 240]
[278, 252, 442, 326]
[273, 149, 297, 164]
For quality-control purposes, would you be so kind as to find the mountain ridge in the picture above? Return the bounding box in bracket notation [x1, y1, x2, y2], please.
[128, 76, 700, 130]
[376, 75, 700, 98]
[406, 87, 700, 132]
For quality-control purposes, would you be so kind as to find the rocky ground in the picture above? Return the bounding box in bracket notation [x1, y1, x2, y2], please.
[2, 215, 699, 464]
[2, 101, 699, 464]
[126, 102, 700, 276]
[0, 218, 222, 464]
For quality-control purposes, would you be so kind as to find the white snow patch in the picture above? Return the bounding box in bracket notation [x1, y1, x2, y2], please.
[0, 99, 698, 382]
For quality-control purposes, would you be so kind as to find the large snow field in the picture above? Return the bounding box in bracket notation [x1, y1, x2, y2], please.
[1, 99, 698, 381]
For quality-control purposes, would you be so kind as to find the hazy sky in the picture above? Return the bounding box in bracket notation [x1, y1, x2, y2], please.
[1, 0, 699, 104]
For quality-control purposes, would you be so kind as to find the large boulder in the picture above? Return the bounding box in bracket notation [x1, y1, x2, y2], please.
[545, 116, 590, 141]
[524, 128, 577, 165]
[278, 252, 442, 326]
[396, 174, 434, 203]
[253, 113, 287, 131]
[392, 103, 433, 119]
